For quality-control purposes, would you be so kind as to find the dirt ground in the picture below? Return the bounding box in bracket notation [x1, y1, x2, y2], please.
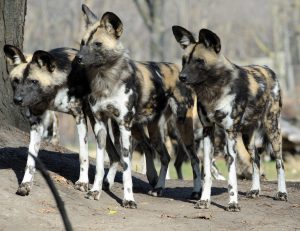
[0, 125, 299, 231]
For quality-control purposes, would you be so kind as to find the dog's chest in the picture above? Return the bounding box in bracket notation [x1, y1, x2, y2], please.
[51, 88, 71, 113]
[90, 85, 134, 122]
[51, 88, 82, 116]
[203, 92, 236, 130]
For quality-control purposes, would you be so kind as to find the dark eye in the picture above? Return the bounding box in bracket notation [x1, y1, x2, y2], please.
[31, 79, 38, 84]
[196, 59, 205, 65]
[94, 42, 102, 47]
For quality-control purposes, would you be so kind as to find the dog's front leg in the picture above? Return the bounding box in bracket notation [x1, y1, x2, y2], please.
[225, 131, 241, 212]
[74, 116, 89, 192]
[195, 126, 213, 209]
[17, 115, 44, 196]
[119, 125, 136, 208]
[85, 120, 106, 200]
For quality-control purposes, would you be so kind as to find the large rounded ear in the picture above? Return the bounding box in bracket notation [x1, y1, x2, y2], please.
[100, 12, 123, 39]
[3, 44, 27, 66]
[198, 29, 221, 53]
[82, 4, 98, 27]
[32, 50, 56, 72]
[172, 25, 196, 49]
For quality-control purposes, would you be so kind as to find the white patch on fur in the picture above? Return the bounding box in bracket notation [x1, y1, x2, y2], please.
[214, 90, 235, 129]
[91, 85, 133, 123]
[168, 98, 178, 115]
[52, 88, 71, 112]
[180, 35, 192, 47]
[272, 81, 279, 97]
[105, 162, 118, 190]
[276, 160, 287, 193]
[13, 55, 21, 65]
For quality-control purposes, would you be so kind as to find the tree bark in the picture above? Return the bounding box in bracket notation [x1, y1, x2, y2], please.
[0, 0, 28, 131]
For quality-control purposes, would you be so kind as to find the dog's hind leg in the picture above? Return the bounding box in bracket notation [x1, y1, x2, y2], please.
[244, 131, 261, 198]
[103, 119, 121, 191]
[85, 119, 107, 200]
[132, 125, 158, 188]
[265, 116, 287, 201]
[147, 121, 171, 197]
[176, 114, 202, 200]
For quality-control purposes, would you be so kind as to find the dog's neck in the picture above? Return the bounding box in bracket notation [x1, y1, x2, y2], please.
[194, 64, 234, 104]
[88, 55, 131, 98]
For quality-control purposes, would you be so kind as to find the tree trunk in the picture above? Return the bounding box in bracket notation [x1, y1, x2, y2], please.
[0, 0, 28, 131]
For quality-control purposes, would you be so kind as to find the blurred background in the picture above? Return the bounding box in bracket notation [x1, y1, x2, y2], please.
[23, 0, 300, 180]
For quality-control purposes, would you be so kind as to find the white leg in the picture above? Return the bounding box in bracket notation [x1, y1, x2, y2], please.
[195, 131, 213, 209]
[17, 120, 44, 196]
[211, 158, 226, 181]
[50, 111, 59, 145]
[74, 118, 89, 192]
[85, 121, 106, 200]
[141, 154, 147, 175]
[119, 125, 136, 208]
[246, 133, 261, 198]
[165, 167, 170, 180]
[104, 161, 118, 190]
[226, 132, 240, 212]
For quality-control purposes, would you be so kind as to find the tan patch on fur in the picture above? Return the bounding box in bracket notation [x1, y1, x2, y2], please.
[188, 44, 219, 66]
[160, 64, 180, 90]
[91, 27, 118, 49]
[247, 74, 259, 96]
[82, 21, 101, 44]
[28, 64, 66, 88]
[9, 54, 33, 80]
[236, 134, 251, 164]
[135, 62, 155, 104]
[10, 63, 27, 80]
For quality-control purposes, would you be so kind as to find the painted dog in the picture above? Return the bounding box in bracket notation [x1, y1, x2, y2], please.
[172, 25, 287, 211]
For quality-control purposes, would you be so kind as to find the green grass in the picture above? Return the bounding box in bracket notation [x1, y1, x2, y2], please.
[165, 157, 300, 181]
[65, 143, 300, 181]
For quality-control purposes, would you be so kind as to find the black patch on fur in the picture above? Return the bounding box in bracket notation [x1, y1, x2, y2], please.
[214, 110, 228, 124]
[141, 62, 169, 120]
[67, 62, 91, 99]
[48, 48, 77, 72]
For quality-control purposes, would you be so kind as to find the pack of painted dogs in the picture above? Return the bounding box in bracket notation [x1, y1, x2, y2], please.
[3, 4, 287, 228]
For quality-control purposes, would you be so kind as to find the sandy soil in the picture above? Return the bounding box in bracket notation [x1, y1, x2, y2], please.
[0, 125, 299, 231]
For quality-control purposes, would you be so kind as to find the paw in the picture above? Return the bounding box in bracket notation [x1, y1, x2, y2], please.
[16, 182, 31, 196]
[148, 187, 164, 197]
[85, 190, 101, 200]
[195, 200, 210, 209]
[122, 200, 137, 209]
[74, 181, 89, 192]
[190, 191, 201, 200]
[226, 202, 241, 212]
[246, 190, 260, 199]
[274, 192, 287, 201]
